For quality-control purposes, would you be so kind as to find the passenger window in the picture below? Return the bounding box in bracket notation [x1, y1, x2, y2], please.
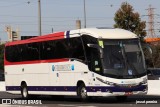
[69, 37, 85, 61]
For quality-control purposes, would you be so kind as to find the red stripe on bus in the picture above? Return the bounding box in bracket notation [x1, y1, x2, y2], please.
[4, 58, 69, 66]
[5, 32, 65, 46]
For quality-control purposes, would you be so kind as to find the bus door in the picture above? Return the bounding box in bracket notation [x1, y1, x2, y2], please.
[88, 48, 103, 85]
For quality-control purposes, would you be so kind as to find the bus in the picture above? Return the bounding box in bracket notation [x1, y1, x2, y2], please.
[4, 28, 148, 100]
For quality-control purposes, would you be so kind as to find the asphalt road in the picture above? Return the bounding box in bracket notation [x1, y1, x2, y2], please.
[0, 92, 160, 107]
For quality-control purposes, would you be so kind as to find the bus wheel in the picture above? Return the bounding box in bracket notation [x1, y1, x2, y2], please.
[78, 84, 88, 101]
[21, 84, 29, 99]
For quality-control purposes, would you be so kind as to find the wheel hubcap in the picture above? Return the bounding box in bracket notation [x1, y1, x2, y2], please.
[81, 87, 87, 98]
[23, 88, 27, 98]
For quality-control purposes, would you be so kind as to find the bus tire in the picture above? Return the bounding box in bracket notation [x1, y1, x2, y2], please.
[21, 84, 29, 99]
[78, 83, 88, 101]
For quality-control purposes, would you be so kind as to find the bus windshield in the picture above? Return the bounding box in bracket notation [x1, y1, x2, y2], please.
[101, 39, 146, 79]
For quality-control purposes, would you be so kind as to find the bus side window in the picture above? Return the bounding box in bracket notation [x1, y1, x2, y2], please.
[69, 37, 85, 61]
[55, 40, 68, 59]
[21, 44, 28, 61]
[5, 45, 21, 62]
[40, 41, 56, 60]
[40, 39, 69, 60]
[26, 43, 40, 61]
[81, 35, 99, 71]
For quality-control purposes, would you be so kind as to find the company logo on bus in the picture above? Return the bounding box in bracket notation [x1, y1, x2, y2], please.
[52, 64, 74, 71]
[71, 65, 74, 71]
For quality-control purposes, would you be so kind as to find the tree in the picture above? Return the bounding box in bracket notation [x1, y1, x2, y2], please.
[114, 2, 146, 38]
[0, 44, 4, 71]
[150, 43, 160, 68]
[143, 43, 160, 68]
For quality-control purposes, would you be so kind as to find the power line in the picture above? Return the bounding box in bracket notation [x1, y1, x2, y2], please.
[0, 14, 113, 19]
[145, 5, 160, 38]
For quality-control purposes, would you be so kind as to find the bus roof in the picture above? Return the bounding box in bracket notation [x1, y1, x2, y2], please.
[75, 28, 138, 39]
[6, 28, 138, 46]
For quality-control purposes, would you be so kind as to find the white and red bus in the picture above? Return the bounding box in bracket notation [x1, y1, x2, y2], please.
[4, 28, 148, 100]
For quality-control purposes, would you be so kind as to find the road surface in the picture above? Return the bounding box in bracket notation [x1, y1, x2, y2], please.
[0, 92, 160, 107]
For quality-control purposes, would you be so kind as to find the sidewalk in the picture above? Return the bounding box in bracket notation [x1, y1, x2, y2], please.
[148, 80, 160, 95]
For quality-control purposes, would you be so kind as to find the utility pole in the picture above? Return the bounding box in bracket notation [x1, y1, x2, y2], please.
[38, 0, 42, 36]
[146, 5, 156, 38]
[52, 28, 54, 33]
[83, 0, 86, 28]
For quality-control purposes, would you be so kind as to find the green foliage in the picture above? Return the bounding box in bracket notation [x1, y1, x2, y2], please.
[0, 44, 4, 71]
[114, 2, 146, 38]
[151, 44, 160, 68]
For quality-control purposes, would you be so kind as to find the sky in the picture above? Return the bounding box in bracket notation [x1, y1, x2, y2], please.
[0, 0, 160, 41]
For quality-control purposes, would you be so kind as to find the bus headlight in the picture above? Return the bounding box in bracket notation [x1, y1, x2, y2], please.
[104, 81, 115, 86]
[96, 77, 115, 86]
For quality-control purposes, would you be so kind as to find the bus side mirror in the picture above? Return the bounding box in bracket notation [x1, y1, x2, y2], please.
[142, 43, 153, 55]
[142, 43, 154, 68]
[87, 44, 103, 59]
